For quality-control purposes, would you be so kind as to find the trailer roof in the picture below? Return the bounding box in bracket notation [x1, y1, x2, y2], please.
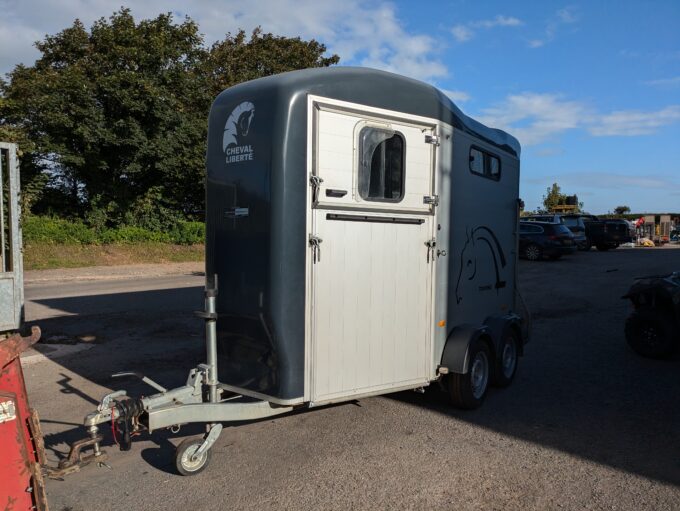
[216, 66, 521, 157]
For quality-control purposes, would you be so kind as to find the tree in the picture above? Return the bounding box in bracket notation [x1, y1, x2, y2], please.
[541, 182, 583, 213]
[0, 10, 339, 228]
[614, 205, 630, 215]
[542, 183, 563, 212]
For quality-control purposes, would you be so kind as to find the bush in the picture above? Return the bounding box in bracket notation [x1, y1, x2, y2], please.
[168, 221, 205, 245]
[22, 216, 205, 245]
[22, 216, 97, 244]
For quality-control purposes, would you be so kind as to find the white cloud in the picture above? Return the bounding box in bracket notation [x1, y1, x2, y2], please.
[478, 93, 680, 145]
[0, 0, 447, 81]
[477, 93, 585, 145]
[527, 172, 677, 190]
[451, 14, 523, 43]
[588, 106, 680, 136]
[644, 76, 680, 88]
[451, 25, 474, 42]
[471, 15, 523, 29]
[528, 6, 579, 49]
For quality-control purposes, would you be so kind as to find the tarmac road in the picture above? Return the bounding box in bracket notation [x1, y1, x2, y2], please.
[23, 249, 680, 510]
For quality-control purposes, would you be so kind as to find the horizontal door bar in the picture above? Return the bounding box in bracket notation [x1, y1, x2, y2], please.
[326, 213, 425, 225]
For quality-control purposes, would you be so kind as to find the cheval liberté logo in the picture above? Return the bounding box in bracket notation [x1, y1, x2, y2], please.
[223, 101, 255, 164]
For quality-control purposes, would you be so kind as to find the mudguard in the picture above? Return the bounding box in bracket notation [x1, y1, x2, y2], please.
[484, 313, 524, 356]
[441, 324, 491, 374]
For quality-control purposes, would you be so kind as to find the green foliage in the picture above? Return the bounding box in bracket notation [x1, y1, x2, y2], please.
[614, 205, 631, 215]
[541, 182, 583, 212]
[1, 10, 339, 228]
[542, 183, 563, 211]
[22, 216, 97, 244]
[23, 215, 204, 245]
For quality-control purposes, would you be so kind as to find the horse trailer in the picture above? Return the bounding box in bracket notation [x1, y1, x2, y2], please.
[72, 67, 530, 475]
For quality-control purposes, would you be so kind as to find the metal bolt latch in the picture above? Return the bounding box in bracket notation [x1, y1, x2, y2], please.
[309, 235, 323, 263]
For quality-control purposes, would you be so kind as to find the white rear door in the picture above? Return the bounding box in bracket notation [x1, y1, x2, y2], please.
[307, 96, 438, 404]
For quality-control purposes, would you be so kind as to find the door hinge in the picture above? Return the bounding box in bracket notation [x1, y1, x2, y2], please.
[309, 235, 323, 263]
[423, 195, 439, 207]
[424, 134, 440, 146]
[310, 175, 324, 203]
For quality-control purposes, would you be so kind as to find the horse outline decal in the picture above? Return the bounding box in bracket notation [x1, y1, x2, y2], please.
[455, 226, 507, 304]
[223, 101, 255, 164]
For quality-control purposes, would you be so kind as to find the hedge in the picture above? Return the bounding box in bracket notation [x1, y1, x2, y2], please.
[22, 216, 205, 245]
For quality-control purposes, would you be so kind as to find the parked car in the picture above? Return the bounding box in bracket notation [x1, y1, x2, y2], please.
[523, 214, 564, 224]
[623, 272, 680, 358]
[561, 215, 589, 251]
[519, 221, 577, 261]
[571, 215, 633, 251]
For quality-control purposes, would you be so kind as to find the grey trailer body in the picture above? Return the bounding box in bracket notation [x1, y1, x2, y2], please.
[73, 68, 528, 476]
[205, 67, 526, 406]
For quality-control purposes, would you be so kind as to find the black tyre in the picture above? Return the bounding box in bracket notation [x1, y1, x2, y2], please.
[175, 437, 211, 476]
[524, 244, 542, 261]
[448, 338, 491, 409]
[596, 244, 610, 251]
[625, 308, 677, 359]
[493, 331, 519, 387]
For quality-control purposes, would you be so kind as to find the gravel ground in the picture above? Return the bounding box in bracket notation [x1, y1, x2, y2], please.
[24, 247, 680, 510]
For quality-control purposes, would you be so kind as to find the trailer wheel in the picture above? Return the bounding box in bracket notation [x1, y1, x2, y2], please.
[524, 244, 542, 261]
[448, 338, 491, 409]
[175, 437, 211, 476]
[625, 308, 677, 359]
[493, 331, 518, 387]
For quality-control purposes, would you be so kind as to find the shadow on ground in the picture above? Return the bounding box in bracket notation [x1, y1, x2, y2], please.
[27, 249, 680, 487]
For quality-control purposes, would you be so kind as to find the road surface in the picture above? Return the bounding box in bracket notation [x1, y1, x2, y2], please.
[22, 250, 680, 510]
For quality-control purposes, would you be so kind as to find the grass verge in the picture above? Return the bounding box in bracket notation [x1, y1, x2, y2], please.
[24, 242, 204, 270]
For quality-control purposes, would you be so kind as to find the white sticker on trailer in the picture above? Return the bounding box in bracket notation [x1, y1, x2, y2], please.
[0, 400, 17, 423]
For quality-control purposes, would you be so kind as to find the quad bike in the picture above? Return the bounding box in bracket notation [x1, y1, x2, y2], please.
[623, 272, 680, 359]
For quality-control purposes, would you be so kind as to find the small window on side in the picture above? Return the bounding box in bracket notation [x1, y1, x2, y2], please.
[469, 146, 501, 181]
[470, 148, 484, 175]
[358, 127, 405, 202]
[489, 155, 500, 179]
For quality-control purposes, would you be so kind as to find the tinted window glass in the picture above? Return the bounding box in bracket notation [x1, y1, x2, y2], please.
[553, 225, 572, 235]
[469, 147, 501, 181]
[358, 128, 405, 201]
[470, 148, 484, 175]
[489, 155, 500, 179]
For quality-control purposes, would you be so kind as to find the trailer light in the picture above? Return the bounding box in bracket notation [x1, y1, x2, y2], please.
[438, 320, 446, 327]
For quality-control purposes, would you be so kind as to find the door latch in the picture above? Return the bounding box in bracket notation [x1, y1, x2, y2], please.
[424, 134, 440, 146]
[309, 235, 323, 263]
[310, 175, 324, 203]
[425, 238, 436, 263]
[423, 195, 439, 207]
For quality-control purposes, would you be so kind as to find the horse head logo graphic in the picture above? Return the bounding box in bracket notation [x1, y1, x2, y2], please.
[223, 101, 255, 151]
[455, 226, 507, 304]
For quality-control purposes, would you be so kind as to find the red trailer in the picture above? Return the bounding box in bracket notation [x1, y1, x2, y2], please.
[0, 327, 48, 511]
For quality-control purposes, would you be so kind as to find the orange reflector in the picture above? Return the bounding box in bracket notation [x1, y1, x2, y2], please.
[438, 320, 446, 328]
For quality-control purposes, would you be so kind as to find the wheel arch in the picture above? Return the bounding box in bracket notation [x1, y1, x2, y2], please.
[440, 324, 494, 375]
[484, 313, 525, 357]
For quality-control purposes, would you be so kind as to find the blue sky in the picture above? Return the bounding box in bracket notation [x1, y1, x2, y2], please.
[1, 1, 678, 213]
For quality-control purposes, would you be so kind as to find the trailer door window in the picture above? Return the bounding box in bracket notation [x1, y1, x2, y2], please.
[358, 127, 405, 202]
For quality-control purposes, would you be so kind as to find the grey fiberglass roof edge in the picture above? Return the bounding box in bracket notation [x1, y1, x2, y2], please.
[212, 66, 521, 158]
